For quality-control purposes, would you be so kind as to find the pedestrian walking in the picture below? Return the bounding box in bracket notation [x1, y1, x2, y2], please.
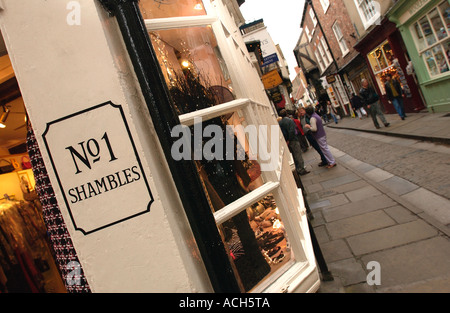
[384, 73, 406, 120]
[278, 109, 310, 176]
[350, 93, 367, 119]
[359, 79, 390, 129]
[327, 101, 338, 124]
[298, 107, 329, 167]
[291, 110, 309, 152]
[304, 106, 336, 169]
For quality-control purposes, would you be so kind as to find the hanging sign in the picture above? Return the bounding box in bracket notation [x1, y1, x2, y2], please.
[262, 70, 283, 89]
[42, 101, 153, 235]
[243, 27, 280, 67]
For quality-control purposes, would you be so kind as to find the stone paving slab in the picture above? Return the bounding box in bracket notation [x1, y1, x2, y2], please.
[319, 239, 353, 263]
[320, 173, 361, 189]
[377, 275, 450, 293]
[326, 258, 367, 286]
[383, 206, 418, 224]
[401, 187, 450, 225]
[378, 175, 419, 196]
[344, 185, 382, 202]
[326, 210, 396, 240]
[322, 194, 396, 222]
[360, 236, 450, 288]
[363, 168, 394, 183]
[346, 220, 438, 256]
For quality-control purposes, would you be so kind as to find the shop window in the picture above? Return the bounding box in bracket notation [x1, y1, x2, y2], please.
[138, 1, 313, 293]
[0, 57, 67, 292]
[149, 26, 233, 100]
[367, 41, 395, 92]
[411, 1, 450, 77]
[139, 0, 207, 19]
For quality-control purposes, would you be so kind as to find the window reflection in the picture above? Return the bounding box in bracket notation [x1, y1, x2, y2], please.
[150, 26, 233, 105]
[420, 16, 437, 46]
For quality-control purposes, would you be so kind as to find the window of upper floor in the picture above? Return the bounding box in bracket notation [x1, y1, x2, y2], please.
[354, 0, 381, 30]
[319, 0, 330, 13]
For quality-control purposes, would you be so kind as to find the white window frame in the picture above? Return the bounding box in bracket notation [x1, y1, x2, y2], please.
[354, 0, 381, 30]
[332, 22, 349, 57]
[319, 0, 330, 13]
[305, 25, 312, 42]
[410, 1, 450, 78]
[320, 36, 333, 68]
[309, 8, 317, 28]
[143, 0, 318, 293]
[314, 50, 325, 72]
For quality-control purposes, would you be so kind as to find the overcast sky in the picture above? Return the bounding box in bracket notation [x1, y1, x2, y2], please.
[239, 0, 306, 80]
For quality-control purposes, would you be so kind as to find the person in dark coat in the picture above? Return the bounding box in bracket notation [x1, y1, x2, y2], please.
[360, 79, 390, 129]
[278, 109, 310, 176]
[350, 93, 367, 119]
[384, 73, 406, 120]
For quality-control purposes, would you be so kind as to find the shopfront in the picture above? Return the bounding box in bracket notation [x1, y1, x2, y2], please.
[0, 0, 319, 293]
[389, 0, 450, 113]
[354, 17, 426, 114]
[0, 55, 67, 292]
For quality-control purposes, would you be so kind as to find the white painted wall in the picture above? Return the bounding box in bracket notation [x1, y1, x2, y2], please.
[0, 0, 211, 292]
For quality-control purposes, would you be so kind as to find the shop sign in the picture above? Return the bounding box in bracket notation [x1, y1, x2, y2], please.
[42, 101, 153, 235]
[262, 70, 283, 89]
[399, 0, 431, 24]
[243, 27, 279, 67]
[326, 75, 336, 84]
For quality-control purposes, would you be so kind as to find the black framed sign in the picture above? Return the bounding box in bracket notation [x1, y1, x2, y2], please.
[42, 101, 153, 235]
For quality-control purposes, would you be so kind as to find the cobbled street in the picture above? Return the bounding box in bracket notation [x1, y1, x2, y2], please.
[326, 127, 450, 201]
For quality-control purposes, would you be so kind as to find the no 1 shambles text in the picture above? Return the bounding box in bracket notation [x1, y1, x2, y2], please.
[179, 297, 270, 310]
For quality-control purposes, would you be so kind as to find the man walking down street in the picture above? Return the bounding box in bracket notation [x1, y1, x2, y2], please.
[385, 73, 406, 120]
[278, 109, 310, 176]
[360, 79, 390, 129]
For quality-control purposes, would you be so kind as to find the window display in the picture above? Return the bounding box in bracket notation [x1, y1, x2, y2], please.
[147, 10, 293, 291]
[0, 166, 66, 293]
[411, 1, 450, 77]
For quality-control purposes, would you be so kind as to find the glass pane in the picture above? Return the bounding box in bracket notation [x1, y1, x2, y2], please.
[139, 0, 206, 19]
[220, 194, 291, 292]
[439, 1, 450, 31]
[413, 22, 427, 51]
[424, 49, 439, 76]
[149, 26, 234, 114]
[420, 16, 437, 46]
[382, 42, 394, 66]
[368, 50, 381, 72]
[429, 8, 447, 41]
[433, 44, 449, 74]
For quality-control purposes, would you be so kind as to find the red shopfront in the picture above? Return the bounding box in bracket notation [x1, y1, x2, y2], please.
[355, 18, 426, 114]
